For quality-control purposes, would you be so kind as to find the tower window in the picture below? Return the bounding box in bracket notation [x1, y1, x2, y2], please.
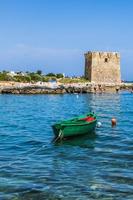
[105, 58, 108, 62]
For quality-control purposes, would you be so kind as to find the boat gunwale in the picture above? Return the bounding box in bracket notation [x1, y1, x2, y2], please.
[54, 113, 97, 128]
[59, 119, 97, 127]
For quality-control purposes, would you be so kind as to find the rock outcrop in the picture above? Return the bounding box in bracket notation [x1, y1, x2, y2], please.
[0, 83, 131, 94]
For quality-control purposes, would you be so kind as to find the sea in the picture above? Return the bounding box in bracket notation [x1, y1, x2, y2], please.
[0, 93, 133, 200]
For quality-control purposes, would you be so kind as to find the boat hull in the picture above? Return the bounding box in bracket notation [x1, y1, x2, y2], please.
[52, 113, 97, 138]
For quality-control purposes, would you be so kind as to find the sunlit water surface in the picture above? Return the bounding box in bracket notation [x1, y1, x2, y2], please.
[0, 93, 133, 200]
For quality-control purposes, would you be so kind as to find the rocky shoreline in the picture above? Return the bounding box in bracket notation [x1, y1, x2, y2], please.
[0, 82, 133, 94]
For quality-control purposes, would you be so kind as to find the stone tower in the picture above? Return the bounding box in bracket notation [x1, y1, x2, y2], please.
[84, 51, 121, 84]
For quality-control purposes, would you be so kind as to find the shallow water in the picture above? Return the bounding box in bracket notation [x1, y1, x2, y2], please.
[0, 93, 133, 200]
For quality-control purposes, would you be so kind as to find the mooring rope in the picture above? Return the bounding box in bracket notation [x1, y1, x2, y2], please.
[53, 129, 63, 142]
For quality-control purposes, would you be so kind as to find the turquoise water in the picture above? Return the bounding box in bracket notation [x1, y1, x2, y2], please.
[0, 93, 133, 200]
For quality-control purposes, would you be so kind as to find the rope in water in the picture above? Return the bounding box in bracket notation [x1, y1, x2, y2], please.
[53, 129, 63, 142]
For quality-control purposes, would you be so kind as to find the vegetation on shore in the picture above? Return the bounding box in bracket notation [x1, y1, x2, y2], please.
[0, 70, 88, 83]
[59, 77, 88, 83]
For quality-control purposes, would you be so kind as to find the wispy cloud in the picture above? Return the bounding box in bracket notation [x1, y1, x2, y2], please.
[0, 44, 84, 75]
[3, 44, 82, 60]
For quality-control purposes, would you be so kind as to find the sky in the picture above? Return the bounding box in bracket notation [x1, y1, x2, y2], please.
[0, 0, 133, 80]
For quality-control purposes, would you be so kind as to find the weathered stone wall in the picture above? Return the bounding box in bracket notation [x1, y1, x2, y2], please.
[85, 51, 121, 84]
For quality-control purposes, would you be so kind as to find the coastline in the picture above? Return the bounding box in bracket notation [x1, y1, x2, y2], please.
[0, 81, 133, 94]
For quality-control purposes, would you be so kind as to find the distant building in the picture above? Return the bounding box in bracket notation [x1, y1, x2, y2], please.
[84, 51, 121, 84]
[7, 71, 27, 77]
[8, 71, 17, 76]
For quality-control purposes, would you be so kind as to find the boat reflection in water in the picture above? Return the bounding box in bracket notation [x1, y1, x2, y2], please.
[54, 131, 97, 149]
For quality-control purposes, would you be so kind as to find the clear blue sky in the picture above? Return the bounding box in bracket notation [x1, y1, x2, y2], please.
[0, 0, 133, 80]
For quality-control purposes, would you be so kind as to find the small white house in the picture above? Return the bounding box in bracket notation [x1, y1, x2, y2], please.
[8, 71, 17, 76]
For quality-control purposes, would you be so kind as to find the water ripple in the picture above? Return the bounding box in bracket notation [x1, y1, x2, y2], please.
[0, 93, 133, 199]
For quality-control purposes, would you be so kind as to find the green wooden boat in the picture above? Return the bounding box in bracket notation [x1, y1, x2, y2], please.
[52, 113, 97, 139]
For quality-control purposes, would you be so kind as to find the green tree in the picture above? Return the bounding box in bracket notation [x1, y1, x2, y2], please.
[2, 70, 9, 74]
[56, 73, 64, 78]
[36, 70, 42, 75]
[46, 73, 56, 77]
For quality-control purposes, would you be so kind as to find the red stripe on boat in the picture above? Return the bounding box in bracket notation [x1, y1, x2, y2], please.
[80, 117, 95, 122]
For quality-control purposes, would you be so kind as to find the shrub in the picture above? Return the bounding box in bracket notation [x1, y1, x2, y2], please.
[56, 73, 64, 78]
[0, 72, 14, 81]
[29, 73, 42, 82]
